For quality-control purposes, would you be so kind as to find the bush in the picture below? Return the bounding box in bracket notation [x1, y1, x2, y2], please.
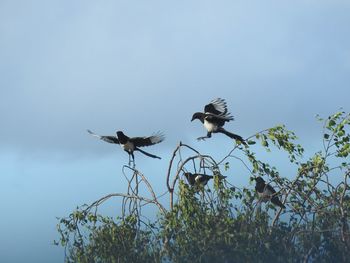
[57, 112, 350, 262]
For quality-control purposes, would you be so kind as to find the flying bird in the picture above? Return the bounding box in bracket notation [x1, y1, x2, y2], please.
[254, 177, 285, 209]
[191, 98, 246, 144]
[87, 130, 165, 164]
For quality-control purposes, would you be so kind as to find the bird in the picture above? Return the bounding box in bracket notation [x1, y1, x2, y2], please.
[184, 172, 227, 187]
[184, 172, 214, 186]
[87, 130, 165, 165]
[191, 98, 246, 144]
[254, 177, 286, 209]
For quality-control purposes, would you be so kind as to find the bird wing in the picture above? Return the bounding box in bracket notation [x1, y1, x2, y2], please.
[195, 174, 213, 183]
[87, 129, 120, 144]
[204, 98, 233, 118]
[204, 98, 228, 115]
[184, 173, 196, 186]
[205, 113, 234, 122]
[130, 132, 165, 147]
[204, 98, 234, 121]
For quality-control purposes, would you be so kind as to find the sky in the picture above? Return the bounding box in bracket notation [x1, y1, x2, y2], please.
[0, 0, 350, 262]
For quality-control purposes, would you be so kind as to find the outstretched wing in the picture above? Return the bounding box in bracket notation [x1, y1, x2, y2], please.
[87, 129, 120, 144]
[130, 132, 165, 147]
[204, 98, 234, 120]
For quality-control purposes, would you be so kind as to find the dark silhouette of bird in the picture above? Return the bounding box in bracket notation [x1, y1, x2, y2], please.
[184, 172, 214, 186]
[191, 98, 246, 144]
[87, 130, 164, 165]
[254, 177, 285, 209]
[184, 172, 227, 187]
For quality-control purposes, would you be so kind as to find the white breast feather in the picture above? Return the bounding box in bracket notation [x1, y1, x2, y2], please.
[204, 119, 217, 132]
[121, 141, 135, 152]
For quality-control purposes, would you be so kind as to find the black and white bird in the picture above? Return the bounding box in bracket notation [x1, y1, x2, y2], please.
[254, 177, 285, 209]
[87, 130, 165, 164]
[184, 172, 214, 186]
[191, 98, 246, 144]
[184, 172, 227, 187]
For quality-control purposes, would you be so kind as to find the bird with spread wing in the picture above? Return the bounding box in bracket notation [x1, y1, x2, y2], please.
[191, 98, 246, 144]
[87, 129, 164, 165]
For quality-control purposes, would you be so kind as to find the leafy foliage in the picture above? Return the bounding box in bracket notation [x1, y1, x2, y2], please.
[57, 112, 350, 262]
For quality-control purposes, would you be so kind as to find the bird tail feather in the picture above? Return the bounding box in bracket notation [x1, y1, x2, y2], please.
[218, 128, 246, 145]
[271, 196, 286, 209]
[135, 148, 161, 159]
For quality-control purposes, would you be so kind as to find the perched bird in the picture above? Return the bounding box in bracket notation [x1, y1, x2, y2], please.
[254, 177, 286, 209]
[184, 172, 227, 187]
[191, 98, 246, 144]
[184, 172, 214, 186]
[87, 130, 164, 164]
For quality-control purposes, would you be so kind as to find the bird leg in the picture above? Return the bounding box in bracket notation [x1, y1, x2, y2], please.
[196, 132, 212, 141]
[128, 154, 132, 166]
[128, 152, 136, 167]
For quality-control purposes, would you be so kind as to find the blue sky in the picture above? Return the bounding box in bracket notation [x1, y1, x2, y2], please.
[1, 0, 350, 262]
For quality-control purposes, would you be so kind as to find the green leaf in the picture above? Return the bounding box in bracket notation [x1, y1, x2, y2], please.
[224, 162, 230, 171]
[338, 130, 345, 137]
[328, 120, 336, 127]
[261, 139, 268, 147]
